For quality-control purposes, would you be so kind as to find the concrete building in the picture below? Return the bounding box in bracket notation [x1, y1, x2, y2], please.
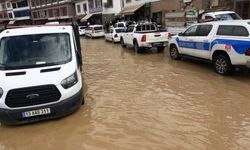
[234, 0, 250, 19]
[75, 0, 89, 23]
[29, 0, 76, 24]
[0, 0, 10, 28]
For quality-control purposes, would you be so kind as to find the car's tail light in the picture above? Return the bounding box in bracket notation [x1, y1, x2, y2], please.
[245, 48, 250, 56]
[141, 34, 146, 42]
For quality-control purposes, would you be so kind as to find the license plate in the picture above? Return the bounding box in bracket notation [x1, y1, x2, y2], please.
[22, 108, 51, 118]
[153, 42, 163, 46]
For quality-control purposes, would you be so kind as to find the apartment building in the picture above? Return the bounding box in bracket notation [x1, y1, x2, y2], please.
[29, 0, 76, 24]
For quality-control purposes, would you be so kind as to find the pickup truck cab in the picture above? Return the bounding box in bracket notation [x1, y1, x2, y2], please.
[120, 23, 170, 53]
[169, 20, 250, 75]
[0, 25, 84, 125]
[105, 27, 125, 43]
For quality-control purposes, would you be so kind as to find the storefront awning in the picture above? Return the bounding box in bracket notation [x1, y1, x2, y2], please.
[74, 14, 86, 21]
[81, 14, 93, 22]
[116, 3, 144, 16]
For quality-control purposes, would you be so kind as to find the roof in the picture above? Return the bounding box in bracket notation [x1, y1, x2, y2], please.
[194, 20, 250, 26]
[204, 11, 237, 16]
[0, 25, 73, 37]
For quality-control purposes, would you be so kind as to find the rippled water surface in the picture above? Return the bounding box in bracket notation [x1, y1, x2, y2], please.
[1, 38, 250, 150]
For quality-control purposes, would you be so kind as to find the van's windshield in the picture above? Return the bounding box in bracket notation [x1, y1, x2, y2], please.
[0, 33, 71, 70]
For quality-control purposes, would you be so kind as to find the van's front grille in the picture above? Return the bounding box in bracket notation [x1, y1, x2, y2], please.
[5, 85, 61, 108]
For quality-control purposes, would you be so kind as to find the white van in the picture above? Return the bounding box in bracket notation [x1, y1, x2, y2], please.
[85, 25, 104, 38]
[0, 25, 84, 125]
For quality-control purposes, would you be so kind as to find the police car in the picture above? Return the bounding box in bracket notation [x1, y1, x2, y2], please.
[169, 20, 250, 75]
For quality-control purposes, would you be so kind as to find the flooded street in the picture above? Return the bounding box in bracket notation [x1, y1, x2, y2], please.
[1, 37, 250, 150]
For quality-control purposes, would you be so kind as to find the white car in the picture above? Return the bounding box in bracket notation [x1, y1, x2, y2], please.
[169, 20, 250, 75]
[115, 22, 126, 28]
[78, 26, 86, 36]
[85, 25, 104, 38]
[105, 27, 125, 43]
[201, 11, 242, 21]
[0, 25, 84, 125]
[121, 23, 170, 53]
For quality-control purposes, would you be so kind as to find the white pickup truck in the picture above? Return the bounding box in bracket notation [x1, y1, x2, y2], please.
[169, 20, 250, 75]
[120, 23, 170, 53]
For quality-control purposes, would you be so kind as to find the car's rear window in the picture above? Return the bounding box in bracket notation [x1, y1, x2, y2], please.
[117, 23, 125, 27]
[94, 27, 103, 30]
[115, 29, 125, 33]
[217, 25, 249, 36]
[79, 27, 86, 29]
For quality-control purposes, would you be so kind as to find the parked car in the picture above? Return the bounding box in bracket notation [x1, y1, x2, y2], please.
[200, 11, 242, 22]
[0, 24, 84, 125]
[85, 25, 104, 38]
[105, 27, 126, 43]
[120, 22, 170, 53]
[169, 20, 250, 75]
[115, 22, 126, 28]
[79, 26, 86, 36]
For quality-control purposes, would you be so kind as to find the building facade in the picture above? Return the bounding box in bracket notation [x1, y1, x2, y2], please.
[29, 0, 76, 24]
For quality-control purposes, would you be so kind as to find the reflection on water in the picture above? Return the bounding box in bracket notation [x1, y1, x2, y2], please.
[0, 38, 250, 150]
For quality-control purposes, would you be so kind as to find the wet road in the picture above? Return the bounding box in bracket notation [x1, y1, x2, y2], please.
[1, 38, 250, 150]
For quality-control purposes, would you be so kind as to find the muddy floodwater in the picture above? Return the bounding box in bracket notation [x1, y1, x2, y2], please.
[1, 38, 250, 150]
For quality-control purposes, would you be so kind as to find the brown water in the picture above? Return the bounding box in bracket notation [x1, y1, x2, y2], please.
[1, 38, 250, 150]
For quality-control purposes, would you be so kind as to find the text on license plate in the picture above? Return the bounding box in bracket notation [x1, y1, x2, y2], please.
[22, 108, 51, 118]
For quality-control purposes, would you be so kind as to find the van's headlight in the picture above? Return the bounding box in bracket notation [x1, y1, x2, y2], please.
[0, 88, 3, 99]
[61, 72, 78, 89]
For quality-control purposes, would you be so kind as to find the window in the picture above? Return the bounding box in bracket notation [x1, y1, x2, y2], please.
[115, 28, 125, 33]
[88, 0, 94, 9]
[12, 3, 17, 8]
[48, 9, 53, 17]
[136, 25, 142, 32]
[96, 0, 102, 7]
[126, 26, 134, 32]
[17, 0, 28, 8]
[126, 0, 131, 3]
[183, 25, 198, 36]
[7, 3, 11, 8]
[0, 33, 71, 70]
[60, 7, 67, 16]
[2, 4, 6, 9]
[150, 25, 156, 31]
[54, 8, 59, 17]
[83, 4, 87, 12]
[196, 25, 213, 36]
[77, 5, 81, 13]
[32, 12, 38, 18]
[215, 13, 241, 21]
[8, 13, 13, 18]
[217, 25, 249, 36]
[14, 10, 30, 18]
[105, 0, 113, 8]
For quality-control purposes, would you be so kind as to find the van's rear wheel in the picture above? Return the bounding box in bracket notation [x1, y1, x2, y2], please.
[213, 55, 232, 75]
[170, 45, 181, 60]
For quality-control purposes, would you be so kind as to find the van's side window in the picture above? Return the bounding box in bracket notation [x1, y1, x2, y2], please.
[197, 25, 213, 36]
[183, 25, 198, 36]
[126, 26, 134, 32]
[217, 25, 249, 36]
